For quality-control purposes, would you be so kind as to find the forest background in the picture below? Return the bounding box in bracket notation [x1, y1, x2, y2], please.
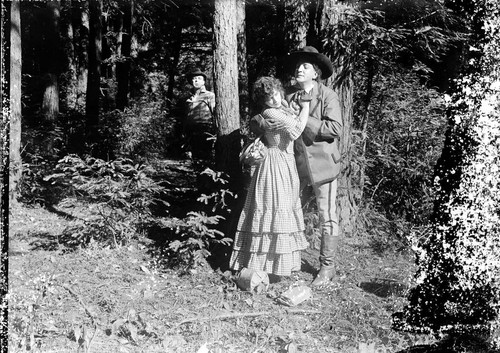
[1, 0, 486, 352]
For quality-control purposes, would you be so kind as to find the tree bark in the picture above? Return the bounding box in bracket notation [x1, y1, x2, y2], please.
[9, 0, 22, 202]
[74, 2, 89, 110]
[166, 23, 183, 110]
[320, 0, 357, 237]
[86, 0, 102, 140]
[236, 0, 249, 123]
[394, 0, 500, 343]
[116, 0, 133, 111]
[213, 0, 241, 182]
[61, 0, 78, 111]
[41, 1, 61, 121]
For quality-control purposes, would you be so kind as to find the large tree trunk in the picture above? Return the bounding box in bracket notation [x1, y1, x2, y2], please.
[236, 0, 249, 124]
[86, 0, 102, 141]
[116, 0, 133, 111]
[213, 0, 241, 181]
[394, 0, 500, 345]
[9, 0, 22, 203]
[41, 1, 61, 122]
[320, 0, 357, 237]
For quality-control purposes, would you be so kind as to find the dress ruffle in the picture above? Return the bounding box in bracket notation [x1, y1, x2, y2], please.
[229, 231, 308, 276]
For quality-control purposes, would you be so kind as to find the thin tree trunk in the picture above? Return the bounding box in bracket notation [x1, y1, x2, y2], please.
[9, 0, 22, 202]
[41, 1, 61, 121]
[61, 0, 78, 111]
[236, 0, 249, 123]
[116, 0, 133, 111]
[320, 0, 357, 237]
[166, 23, 182, 110]
[86, 0, 102, 140]
[75, 3, 89, 110]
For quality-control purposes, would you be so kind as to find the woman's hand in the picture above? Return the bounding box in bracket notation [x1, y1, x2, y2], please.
[265, 118, 287, 131]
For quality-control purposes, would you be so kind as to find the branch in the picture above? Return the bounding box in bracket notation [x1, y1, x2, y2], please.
[177, 309, 323, 326]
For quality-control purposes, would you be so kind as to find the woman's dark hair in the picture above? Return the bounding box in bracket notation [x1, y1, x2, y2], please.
[252, 76, 283, 107]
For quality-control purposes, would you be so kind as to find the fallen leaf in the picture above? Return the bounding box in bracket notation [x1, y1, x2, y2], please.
[244, 298, 253, 307]
[197, 343, 209, 353]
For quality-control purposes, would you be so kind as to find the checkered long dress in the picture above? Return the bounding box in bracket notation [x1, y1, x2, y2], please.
[229, 104, 309, 276]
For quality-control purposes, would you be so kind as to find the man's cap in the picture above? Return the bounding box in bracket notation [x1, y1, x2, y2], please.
[186, 68, 207, 81]
[286, 46, 333, 79]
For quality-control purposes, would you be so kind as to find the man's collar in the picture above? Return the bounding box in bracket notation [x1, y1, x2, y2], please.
[294, 80, 318, 94]
[193, 86, 207, 94]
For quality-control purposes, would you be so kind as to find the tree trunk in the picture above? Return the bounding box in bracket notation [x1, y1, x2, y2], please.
[74, 2, 89, 110]
[320, 0, 357, 237]
[116, 0, 133, 111]
[213, 0, 241, 182]
[236, 0, 249, 124]
[41, 1, 61, 121]
[0, 0, 8, 332]
[61, 0, 78, 111]
[394, 0, 500, 344]
[86, 0, 102, 140]
[166, 23, 182, 110]
[9, 0, 22, 202]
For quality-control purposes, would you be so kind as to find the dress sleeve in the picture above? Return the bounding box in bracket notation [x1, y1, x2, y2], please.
[262, 107, 307, 141]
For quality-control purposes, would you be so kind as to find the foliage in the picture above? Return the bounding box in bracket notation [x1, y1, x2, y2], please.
[322, 0, 469, 87]
[44, 155, 168, 247]
[97, 101, 178, 160]
[155, 168, 234, 270]
[361, 69, 447, 226]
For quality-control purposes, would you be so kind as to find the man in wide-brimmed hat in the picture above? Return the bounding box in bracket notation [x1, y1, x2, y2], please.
[251, 46, 343, 287]
[183, 68, 215, 161]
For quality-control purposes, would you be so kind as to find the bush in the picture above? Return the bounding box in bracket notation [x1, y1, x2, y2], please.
[97, 101, 181, 161]
[154, 168, 234, 270]
[45, 155, 168, 247]
[350, 68, 447, 249]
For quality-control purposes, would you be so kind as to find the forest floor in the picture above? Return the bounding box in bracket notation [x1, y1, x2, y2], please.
[6, 159, 491, 353]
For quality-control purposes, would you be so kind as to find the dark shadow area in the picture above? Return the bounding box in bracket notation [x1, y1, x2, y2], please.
[359, 278, 408, 297]
[396, 335, 494, 353]
[45, 204, 78, 220]
[27, 231, 82, 252]
[300, 259, 317, 276]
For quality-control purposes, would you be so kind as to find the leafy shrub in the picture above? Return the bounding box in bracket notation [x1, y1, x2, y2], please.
[155, 168, 234, 270]
[19, 153, 62, 205]
[45, 155, 168, 247]
[97, 101, 179, 160]
[362, 70, 447, 226]
[347, 67, 447, 250]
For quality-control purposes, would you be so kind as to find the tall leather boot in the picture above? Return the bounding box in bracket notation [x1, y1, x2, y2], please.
[311, 234, 339, 287]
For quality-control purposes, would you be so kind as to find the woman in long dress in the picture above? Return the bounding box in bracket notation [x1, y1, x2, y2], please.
[230, 77, 310, 277]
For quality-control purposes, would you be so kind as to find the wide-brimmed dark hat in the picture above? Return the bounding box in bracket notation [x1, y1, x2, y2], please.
[186, 68, 207, 81]
[286, 46, 333, 79]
